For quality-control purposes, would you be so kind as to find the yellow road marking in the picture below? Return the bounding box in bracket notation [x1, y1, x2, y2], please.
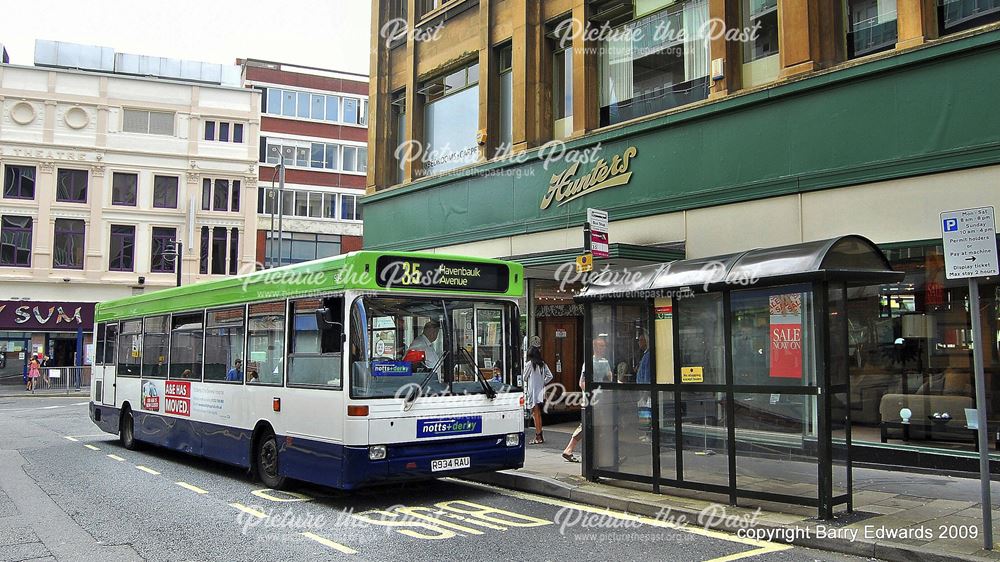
[84, 444, 100, 451]
[300, 532, 358, 554]
[451, 479, 792, 559]
[64, 436, 79, 442]
[703, 548, 777, 562]
[230, 503, 268, 519]
[107, 454, 125, 461]
[136, 465, 160, 475]
[176, 482, 208, 494]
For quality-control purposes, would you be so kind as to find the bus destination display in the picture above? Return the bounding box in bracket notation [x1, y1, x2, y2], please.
[375, 257, 510, 292]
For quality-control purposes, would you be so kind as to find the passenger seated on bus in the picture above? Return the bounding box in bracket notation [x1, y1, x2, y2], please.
[226, 359, 243, 382]
[405, 320, 441, 369]
[247, 369, 259, 384]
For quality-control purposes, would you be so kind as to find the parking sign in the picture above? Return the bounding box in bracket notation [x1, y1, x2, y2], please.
[940, 206, 998, 279]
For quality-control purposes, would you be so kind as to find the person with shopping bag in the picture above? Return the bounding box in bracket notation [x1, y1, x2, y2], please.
[524, 337, 553, 445]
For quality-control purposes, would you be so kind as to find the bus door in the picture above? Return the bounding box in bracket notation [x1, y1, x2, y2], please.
[102, 322, 120, 406]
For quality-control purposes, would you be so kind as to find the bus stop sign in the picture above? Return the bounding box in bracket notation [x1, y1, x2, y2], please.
[940, 206, 998, 280]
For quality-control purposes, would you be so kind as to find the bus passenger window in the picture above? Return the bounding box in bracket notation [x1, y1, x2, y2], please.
[169, 312, 204, 380]
[117, 320, 142, 377]
[248, 301, 285, 386]
[287, 297, 343, 388]
[204, 307, 246, 382]
[142, 316, 170, 379]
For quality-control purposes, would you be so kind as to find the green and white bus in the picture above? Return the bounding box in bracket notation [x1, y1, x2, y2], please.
[89, 251, 525, 489]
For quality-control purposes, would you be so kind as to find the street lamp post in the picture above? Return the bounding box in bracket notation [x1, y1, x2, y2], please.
[164, 240, 183, 287]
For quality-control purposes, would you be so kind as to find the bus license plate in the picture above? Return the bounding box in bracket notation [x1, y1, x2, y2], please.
[431, 456, 471, 472]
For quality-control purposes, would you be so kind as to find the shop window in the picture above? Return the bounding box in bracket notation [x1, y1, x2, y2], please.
[153, 175, 178, 208]
[109, 225, 135, 272]
[112, 173, 138, 206]
[599, 1, 710, 127]
[169, 312, 204, 380]
[0, 216, 33, 267]
[741, 0, 780, 87]
[847, 0, 898, 58]
[117, 319, 142, 377]
[56, 169, 88, 203]
[150, 227, 177, 274]
[53, 218, 85, 270]
[205, 306, 246, 382]
[3, 165, 35, 200]
[420, 62, 480, 176]
[247, 301, 286, 385]
[287, 297, 344, 388]
[141, 316, 169, 378]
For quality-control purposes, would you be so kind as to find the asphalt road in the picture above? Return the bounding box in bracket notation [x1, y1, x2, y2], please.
[0, 396, 873, 562]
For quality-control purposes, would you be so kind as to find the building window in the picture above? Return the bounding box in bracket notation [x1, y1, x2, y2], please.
[200, 226, 209, 274]
[3, 165, 35, 200]
[56, 169, 88, 203]
[341, 194, 360, 221]
[553, 44, 574, 140]
[53, 218, 85, 270]
[112, 173, 138, 206]
[743, 0, 780, 62]
[0, 216, 33, 267]
[201, 226, 239, 275]
[262, 87, 366, 126]
[213, 180, 229, 211]
[420, 62, 480, 176]
[848, 0, 898, 58]
[264, 138, 363, 172]
[205, 120, 245, 143]
[265, 232, 342, 267]
[153, 175, 179, 208]
[150, 227, 177, 273]
[109, 225, 136, 272]
[123, 109, 175, 135]
[940, 0, 1000, 34]
[498, 46, 513, 156]
[201, 178, 239, 212]
[599, 1, 710, 127]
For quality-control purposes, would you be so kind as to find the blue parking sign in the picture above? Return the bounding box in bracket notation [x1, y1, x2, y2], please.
[943, 218, 959, 232]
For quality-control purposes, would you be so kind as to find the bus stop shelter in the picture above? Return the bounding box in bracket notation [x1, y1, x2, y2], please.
[575, 235, 903, 519]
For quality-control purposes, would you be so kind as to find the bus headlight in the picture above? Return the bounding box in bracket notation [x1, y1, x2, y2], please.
[369, 445, 387, 460]
[505, 433, 520, 447]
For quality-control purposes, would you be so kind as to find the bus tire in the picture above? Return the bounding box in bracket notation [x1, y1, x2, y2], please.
[120, 406, 139, 450]
[254, 430, 287, 490]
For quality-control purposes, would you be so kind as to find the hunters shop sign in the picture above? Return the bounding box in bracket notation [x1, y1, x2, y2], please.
[0, 301, 95, 331]
[540, 146, 637, 210]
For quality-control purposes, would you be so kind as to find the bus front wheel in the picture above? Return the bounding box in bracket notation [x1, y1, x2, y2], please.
[255, 431, 287, 490]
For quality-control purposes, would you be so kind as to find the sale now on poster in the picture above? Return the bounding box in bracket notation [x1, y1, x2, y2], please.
[769, 294, 803, 379]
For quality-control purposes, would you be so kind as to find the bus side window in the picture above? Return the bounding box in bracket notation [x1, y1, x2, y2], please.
[248, 301, 286, 386]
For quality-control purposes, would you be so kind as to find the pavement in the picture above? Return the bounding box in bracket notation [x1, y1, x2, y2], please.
[0, 396, 865, 561]
[462, 421, 1000, 562]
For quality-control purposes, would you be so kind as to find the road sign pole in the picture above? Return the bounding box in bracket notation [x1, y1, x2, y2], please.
[969, 278, 994, 550]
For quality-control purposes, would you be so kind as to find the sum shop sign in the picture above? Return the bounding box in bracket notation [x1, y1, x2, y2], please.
[0, 301, 95, 331]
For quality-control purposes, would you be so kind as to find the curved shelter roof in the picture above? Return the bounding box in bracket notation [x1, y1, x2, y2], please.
[577, 235, 903, 301]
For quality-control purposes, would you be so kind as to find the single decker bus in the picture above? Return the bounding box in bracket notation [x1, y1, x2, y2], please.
[89, 251, 525, 489]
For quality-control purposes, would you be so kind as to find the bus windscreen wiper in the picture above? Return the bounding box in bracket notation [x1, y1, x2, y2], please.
[458, 346, 497, 400]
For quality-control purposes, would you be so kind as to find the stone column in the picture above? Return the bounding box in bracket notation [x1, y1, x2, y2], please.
[896, 0, 938, 50]
[571, 1, 599, 136]
[777, 0, 845, 79]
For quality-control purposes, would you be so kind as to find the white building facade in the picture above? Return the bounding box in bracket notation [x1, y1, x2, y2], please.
[0, 43, 259, 383]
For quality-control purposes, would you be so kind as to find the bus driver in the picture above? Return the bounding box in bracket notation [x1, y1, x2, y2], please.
[405, 320, 442, 373]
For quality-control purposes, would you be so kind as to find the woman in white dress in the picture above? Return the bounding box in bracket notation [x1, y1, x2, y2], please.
[524, 343, 553, 444]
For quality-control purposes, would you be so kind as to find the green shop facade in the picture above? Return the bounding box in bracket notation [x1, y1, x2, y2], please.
[364, 28, 1000, 472]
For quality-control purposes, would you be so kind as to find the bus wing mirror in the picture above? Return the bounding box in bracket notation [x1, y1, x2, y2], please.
[314, 307, 342, 329]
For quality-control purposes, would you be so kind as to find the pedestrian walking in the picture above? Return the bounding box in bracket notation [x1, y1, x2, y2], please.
[27, 355, 41, 392]
[524, 338, 553, 445]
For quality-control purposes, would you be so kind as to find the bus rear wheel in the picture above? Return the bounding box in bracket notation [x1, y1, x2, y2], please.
[255, 431, 287, 490]
[120, 407, 138, 450]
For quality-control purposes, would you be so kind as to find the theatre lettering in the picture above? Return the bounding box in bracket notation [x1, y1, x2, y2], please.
[0, 301, 95, 331]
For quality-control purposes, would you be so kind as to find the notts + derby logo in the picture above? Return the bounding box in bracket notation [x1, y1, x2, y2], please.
[417, 416, 483, 438]
[540, 146, 637, 210]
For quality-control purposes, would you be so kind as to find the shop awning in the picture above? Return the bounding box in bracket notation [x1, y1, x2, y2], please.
[577, 235, 904, 301]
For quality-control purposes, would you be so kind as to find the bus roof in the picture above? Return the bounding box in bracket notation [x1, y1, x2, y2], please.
[95, 251, 525, 322]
